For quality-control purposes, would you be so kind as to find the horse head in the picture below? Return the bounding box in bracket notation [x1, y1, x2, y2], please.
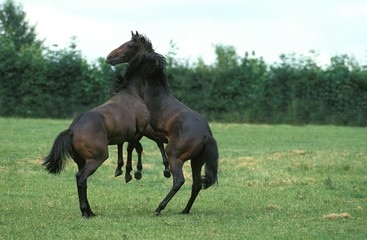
[106, 31, 153, 66]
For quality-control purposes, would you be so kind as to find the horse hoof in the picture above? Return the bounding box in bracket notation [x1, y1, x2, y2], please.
[114, 169, 122, 177]
[181, 209, 190, 214]
[163, 169, 171, 178]
[154, 211, 161, 216]
[125, 175, 133, 183]
[134, 171, 142, 180]
[82, 212, 96, 218]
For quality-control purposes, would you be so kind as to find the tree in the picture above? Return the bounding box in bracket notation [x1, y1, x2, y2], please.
[0, 0, 45, 116]
[0, 0, 112, 118]
[0, 0, 41, 50]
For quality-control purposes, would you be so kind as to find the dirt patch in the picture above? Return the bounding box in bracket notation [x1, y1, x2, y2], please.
[271, 149, 307, 160]
[30, 158, 44, 164]
[271, 152, 284, 160]
[323, 212, 351, 219]
[237, 156, 257, 169]
[267, 204, 282, 210]
[292, 149, 307, 155]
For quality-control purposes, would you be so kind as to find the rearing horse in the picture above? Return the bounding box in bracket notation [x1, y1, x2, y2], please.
[106, 32, 219, 215]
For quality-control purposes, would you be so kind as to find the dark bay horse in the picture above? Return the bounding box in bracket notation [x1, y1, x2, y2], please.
[106, 31, 219, 215]
[43, 71, 167, 218]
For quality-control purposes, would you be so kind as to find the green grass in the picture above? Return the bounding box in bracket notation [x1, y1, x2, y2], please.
[0, 118, 366, 239]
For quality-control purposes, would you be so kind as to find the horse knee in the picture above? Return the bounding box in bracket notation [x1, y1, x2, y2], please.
[127, 142, 135, 152]
[193, 181, 202, 191]
[135, 142, 143, 153]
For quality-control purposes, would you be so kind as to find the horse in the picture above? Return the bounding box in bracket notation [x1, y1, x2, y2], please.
[106, 31, 219, 215]
[43, 70, 168, 218]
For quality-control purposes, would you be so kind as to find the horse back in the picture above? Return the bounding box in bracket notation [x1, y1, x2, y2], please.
[148, 97, 212, 160]
[152, 96, 211, 136]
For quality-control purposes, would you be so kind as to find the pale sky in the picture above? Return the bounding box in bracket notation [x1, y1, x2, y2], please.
[20, 0, 367, 65]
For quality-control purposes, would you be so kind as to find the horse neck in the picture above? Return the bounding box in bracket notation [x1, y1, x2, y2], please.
[122, 62, 151, 98]
[125, 74, 145, 99]
[145, 71, 171, 98]
[128, 61, 170, 99]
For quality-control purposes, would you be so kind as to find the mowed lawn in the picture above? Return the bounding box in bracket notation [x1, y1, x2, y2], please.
[0, 118, 366, 239]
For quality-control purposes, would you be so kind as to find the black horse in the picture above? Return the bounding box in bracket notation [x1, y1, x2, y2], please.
[43, 70, 168, 218]
[106, 31, 218, 215]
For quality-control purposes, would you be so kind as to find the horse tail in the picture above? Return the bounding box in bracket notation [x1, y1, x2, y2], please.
[43, 129, 74, 174]
[202, 135, 219, 189]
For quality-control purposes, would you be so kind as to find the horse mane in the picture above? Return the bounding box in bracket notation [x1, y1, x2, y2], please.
[126, 34, 169, 89]
[110, 70, 129, 94]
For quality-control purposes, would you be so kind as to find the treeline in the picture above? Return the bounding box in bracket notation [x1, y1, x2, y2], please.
[168, 47, 367, 126]
[0, 0, 115, 118]
[1, 0, 366, 126]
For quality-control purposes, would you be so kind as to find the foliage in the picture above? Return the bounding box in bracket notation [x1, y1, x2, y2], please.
[0, 0, 112, 118]
[0, 0, 41, 49]
[1, 118, 366, 239]
[0, 0, 366, 125]
[168, 48, 367, 126]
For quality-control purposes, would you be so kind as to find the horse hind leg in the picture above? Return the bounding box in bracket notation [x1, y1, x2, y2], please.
[114, 143, 124, 177]
[76, 158, 105, 218]
[155, 158, 184, 216]
[134, 142, 143, 180]
[182, 158, 203, 214]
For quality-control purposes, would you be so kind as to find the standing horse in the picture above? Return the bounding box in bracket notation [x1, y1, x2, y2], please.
[43, 72, 167, 218]
[106, 31, 219, 215]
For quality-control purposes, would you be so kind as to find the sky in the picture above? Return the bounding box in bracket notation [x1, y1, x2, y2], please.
[20, 0, 367, 65]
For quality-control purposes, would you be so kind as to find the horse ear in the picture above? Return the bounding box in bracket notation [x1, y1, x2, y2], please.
[135, 31, 139, 36]
[131, 31, 134, 37]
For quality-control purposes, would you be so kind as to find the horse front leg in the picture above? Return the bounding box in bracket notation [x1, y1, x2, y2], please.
[134, 142, 143, 180]
[154, 158, 184, 215]
[114, 143, 124, 177]
[156, 142, 171, 178]
[182, 158, 203, 214]
[125, 142, 134, 183]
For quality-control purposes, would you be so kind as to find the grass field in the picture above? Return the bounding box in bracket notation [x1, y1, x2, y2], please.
[0, 118, 366, 239]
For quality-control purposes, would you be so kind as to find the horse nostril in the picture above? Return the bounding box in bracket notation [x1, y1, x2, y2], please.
[106, 55, 113, 64]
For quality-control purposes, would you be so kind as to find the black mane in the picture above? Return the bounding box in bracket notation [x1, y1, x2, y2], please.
[126, 34, 167, 77]
[111, 34, 169, 93]
[110, 70, 129, 94]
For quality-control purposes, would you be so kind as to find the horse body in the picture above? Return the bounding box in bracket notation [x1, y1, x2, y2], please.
[145, 83, 210, 160]
[143, 68, 218, 215]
